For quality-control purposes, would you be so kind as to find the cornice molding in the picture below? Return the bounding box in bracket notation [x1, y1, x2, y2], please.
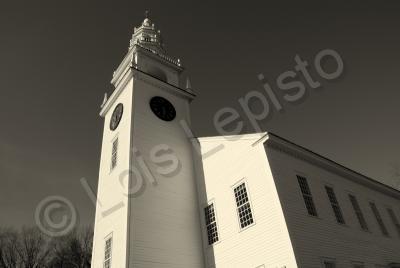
[265, 134, 400, 200]
[100, 68, 134, 117]
[132, 69, 195, 100]
[100, 67, 195, 117]
[135, 44, 183, 71]
[111, 44, 183, 89]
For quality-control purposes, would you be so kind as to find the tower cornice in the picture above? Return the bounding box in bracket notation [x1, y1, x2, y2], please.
[111, 45, 183, 89]
[265, 133, 400, 200]
[100, 67, 195, 117]
[101, 15, 192, 117]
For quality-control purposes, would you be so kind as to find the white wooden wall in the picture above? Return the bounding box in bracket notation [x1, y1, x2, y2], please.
[126, 74, 205, 268]
[195, 134, 298, 268]
[265, 138, 400, 268]
[91, 78, 133, 268]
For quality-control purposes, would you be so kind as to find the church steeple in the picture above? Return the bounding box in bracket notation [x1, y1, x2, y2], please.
[109, 11, 186, 98]
[129, 11, 165, 54]
[92, 13, 204, 268]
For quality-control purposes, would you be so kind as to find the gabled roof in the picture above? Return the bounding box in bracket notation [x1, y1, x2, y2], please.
[194, 132, 400, 199]
[266, 132, 400, 199]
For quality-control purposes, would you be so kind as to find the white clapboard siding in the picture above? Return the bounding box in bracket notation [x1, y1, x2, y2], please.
[91, 78, 133, 268]
[195, 133, 298, 268]
[265, 135, 400, 268]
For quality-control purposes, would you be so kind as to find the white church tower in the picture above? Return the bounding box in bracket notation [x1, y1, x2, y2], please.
[91, 13, 205, 268]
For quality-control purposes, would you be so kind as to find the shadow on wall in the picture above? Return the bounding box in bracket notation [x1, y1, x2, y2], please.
[192, 142, 217, 268]
[147, 65, 168, 83]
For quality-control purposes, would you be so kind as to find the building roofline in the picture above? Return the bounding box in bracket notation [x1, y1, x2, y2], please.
[266, 132, 400, 198]
[193, 131, 400, 197]
[192, 132, 267, 142]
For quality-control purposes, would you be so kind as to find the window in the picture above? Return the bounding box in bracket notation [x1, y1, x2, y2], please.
[204, 203, 219, 245]
[349, 194, 369, 231]
[325, 186, 345, 224]
[370, 202, 389, 236]
[111, 138, 118, 171]
[104, 236, 112, 268]
[234, 182, 254, 229]
[352, 261, 365, 268]
[297, 175, 318, 216]
[322, 260, 336, 268]
[387, 208, 400, 237]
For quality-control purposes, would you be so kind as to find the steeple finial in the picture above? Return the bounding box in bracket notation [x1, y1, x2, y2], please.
[129, 11, 167, 54]
[142, 10, 152, 27]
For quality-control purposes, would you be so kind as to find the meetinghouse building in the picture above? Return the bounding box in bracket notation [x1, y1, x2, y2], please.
[91, 14, 400, 268]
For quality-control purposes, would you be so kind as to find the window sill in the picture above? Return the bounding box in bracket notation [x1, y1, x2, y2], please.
[238, 222, 256, 233]
[307, 214, 322, 220]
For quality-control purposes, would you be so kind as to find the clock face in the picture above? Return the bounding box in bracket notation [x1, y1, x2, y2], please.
[110, 103, 123, 131]
[150, 96, 176, 121]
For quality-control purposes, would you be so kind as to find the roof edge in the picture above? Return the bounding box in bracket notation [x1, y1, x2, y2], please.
[266, 132, 400, 199]
[193, 132, 267, 142]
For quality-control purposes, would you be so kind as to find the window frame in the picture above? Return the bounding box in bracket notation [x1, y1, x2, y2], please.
[386, 207, 400, 237]
[296, 175, 318, 217]
[232, 179, 256, 231]
[369, 201, 389, 237]
[325, 185, 346, 224]
[110, 135, 119, 172]
[348, 194, 369, 231]
[104, 233, 113, 268]
[320, 257, 336, 268]
[351, 261, 365, 268]
[203, 200, 220, 246]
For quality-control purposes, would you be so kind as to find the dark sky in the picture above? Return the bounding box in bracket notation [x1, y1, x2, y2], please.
[1, 0, 400, 227]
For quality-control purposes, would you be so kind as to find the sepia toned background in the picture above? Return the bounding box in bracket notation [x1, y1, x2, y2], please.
[1, 0, 399, 228]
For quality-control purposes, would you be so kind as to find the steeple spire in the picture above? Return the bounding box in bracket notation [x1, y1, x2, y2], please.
[129, 11, 165, 54]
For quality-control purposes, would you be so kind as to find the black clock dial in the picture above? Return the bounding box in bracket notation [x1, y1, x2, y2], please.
[110, 103, 123, 131]
[150, 96, 176, 121]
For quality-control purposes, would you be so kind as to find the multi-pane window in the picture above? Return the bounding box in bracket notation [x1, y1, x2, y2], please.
[325, 186, 345, 224]
[349, 194, 369, 231]
[204, 203, 219, 245]
[352, 262, 365, 268]
[387, 208, 400, 237]
[323, 260, 336, 268]
[111, 138, 118, 171]
[369, 202, 389, 236]
[297, 175, 318, 217]
[234, 182, 254, 229]
[104, 236, 112, 268]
